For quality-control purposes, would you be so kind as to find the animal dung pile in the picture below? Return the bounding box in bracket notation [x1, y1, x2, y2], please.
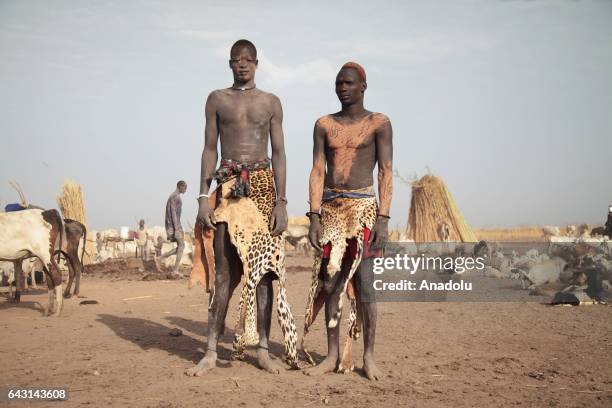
[407, 174, 478, 242]
[57, 180, 94, 264]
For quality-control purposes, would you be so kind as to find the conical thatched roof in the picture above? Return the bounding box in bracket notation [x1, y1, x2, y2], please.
[407, 174, 477, 242]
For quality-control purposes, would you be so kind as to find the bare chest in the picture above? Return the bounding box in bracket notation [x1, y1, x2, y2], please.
[324, 120, 377, 149]
[216, 93, 272, 127]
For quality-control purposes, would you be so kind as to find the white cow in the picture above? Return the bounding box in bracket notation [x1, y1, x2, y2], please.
[1, 260, 15, 297]
[519, 257, 567, 289]
[159, 241, 194, 269]
[21, 257, 43, 289]
[542, 226, 560, 241]
[0, 258, 42, 296]
[285, 225, 310, 256]
[0, 209, 64, 316]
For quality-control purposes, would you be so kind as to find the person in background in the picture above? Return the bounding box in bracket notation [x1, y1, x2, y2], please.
[605, 202, 612, 237]
[135, 219, 149, 260]
[155, 236, 164, 258]
[158, 180, 187, 276]
[96, 232, 104, 254]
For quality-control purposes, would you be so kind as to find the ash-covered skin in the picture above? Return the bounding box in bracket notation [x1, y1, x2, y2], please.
[306, 64, 393, 381]
[186, 40, 289, 377]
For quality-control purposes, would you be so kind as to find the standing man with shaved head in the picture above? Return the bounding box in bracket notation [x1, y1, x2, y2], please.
[302, 62, 393, 381]
[159, 180, 187, 276]
[186, 39, 298, 376]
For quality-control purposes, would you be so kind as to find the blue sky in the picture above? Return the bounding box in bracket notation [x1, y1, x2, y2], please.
[1, 0, 611, 230]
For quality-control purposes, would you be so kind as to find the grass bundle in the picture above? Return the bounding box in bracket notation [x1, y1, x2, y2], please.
[475, 227, 546, 242]
[407, 174, 478, 243]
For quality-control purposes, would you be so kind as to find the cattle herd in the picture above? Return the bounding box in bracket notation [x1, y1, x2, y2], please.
[474, 240, 612, 301]
[0, 209, 86, 315]
[1, 209, 611, 315]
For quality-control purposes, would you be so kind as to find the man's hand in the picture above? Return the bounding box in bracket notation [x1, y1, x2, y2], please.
[196, 199, 217, 231]
[269, 202, 288, 237]
[308, 215, 322, 251]
[369, 217, 389, 250]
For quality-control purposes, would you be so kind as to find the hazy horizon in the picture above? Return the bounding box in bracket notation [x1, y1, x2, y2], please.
[1, 0, 611, 231]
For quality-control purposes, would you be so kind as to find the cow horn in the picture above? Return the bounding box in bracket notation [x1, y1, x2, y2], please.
[9, 181, 28, 207]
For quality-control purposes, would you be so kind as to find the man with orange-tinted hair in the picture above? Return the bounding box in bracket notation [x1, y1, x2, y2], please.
[302, 62, 393, 380]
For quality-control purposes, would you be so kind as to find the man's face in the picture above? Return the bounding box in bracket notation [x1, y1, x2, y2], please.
[229, 47, 257, 83]
[335, 68, 366, 106]
[179, 184, 187, 194]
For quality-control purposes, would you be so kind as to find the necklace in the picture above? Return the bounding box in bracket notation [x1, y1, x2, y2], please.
[231, 84, 256, 91]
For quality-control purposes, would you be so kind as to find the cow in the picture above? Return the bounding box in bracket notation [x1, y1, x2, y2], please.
[1, 259, 39, 289]
[285, 224, 311, 256]
[1, 260, 16, 297]
[473, 240, 492, 262]
[591, 226, 609, 238]
[21, 257, 44, 290]
[542, 226, 560, 239]
[577, 224, 590, 238]
[518, 257, 567, 289]
[0, 209, 64, 316]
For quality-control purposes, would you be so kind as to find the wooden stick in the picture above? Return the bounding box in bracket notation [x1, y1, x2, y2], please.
[122, 295, 153, 301]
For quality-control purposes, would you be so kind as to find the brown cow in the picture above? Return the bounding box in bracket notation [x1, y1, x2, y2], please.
[58, 219, 87, 298]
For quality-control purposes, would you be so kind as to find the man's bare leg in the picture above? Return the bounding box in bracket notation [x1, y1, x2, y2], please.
[186, 223, 241, 376]
[256, 273, 282, 374]
[356, 257, 382, 380]
[172, 237, 185, 274]
[306, 259, 343, 375]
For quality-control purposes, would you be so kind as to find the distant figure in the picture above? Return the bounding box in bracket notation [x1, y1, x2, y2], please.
[96, 232, 104, 254]
[155, 236, 163, 258]
[135, 219, 149, 260]
[159, 180, 187, 275]
[437, 221, 451, 242]
[606, 203, 612, 237]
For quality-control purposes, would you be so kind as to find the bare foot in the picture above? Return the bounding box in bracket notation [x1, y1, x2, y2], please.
[363, 356, 382, 381]
[257, 348, 282, 374]
[304, 356, 338, 376]
[185, 352, 217, 376]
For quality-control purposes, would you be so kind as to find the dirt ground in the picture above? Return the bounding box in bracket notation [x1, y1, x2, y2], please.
[1, 255, 611, 408]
